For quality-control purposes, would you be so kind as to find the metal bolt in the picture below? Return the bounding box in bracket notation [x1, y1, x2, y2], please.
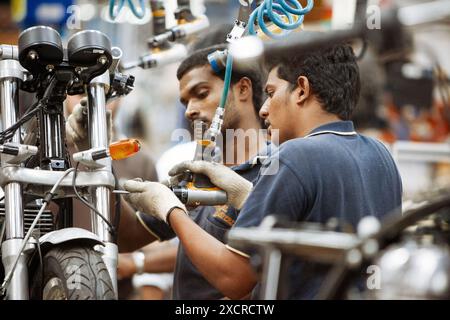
[46, 64, 54, 72]
[28, 50, 38, 60]
[75, 67, 82, 74]
[98, 55, 108, 65]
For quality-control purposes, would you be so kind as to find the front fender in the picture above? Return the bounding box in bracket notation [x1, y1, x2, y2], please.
[27, 228, 106, 293]
[39, 227, 104, 249]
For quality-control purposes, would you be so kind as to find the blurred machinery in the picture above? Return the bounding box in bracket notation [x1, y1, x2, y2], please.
[122, 0, 210, 70]
[228, 189, 450, 299]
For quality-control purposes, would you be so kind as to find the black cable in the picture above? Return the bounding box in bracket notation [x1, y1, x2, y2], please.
[0, 74, 56, 144]
[0, 102, 41, 144]
[71, 162, 116, 235]
[4, 100, 40, 131]
[1, 109, 38, 142]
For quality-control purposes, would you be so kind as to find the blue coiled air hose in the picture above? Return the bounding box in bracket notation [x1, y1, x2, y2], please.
[109, 0, 146, 20]
[248, 0, 315, 39]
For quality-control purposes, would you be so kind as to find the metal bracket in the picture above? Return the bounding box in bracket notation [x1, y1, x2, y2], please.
[0, 166, 115, 190]
[0, 44, 19, 61]
[0, 60, 28, 81]
[225, 0, 252, 43]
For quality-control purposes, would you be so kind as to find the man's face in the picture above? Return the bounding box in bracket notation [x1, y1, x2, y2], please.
[260, 67, 297, 145]
[179, 65, 237, 132]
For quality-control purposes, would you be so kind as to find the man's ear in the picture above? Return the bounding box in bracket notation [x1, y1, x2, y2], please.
[235, 77, 252, 102]
[295, 76, 311, 106]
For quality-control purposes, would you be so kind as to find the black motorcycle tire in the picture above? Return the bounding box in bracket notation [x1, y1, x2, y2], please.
[31, 243, 115, 300]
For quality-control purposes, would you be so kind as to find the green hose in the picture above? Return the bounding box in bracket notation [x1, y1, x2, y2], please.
[219, 53, 234, 110]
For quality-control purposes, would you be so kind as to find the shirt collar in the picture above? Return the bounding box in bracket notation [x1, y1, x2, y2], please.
[232, 141, 273, 172]
[307, 121, 356, 136]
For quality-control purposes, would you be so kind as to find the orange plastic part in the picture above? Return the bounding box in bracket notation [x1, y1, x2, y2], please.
[109, 139, 141, 160]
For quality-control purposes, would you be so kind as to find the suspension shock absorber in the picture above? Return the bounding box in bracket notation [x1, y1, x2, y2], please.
[0, 58, 29, 299]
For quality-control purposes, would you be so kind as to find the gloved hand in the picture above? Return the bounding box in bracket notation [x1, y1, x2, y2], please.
[169, 161, 253, 210]
[123, 179, 187, 224]
[66, 97, 113, 151]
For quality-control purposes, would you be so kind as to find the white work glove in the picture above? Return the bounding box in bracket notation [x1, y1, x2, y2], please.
[123, 179, 187, 224]
[169, 160, 253, 210]
[66, 97, 113, 151]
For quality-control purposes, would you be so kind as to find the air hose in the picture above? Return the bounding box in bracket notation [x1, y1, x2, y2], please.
[219, 53, 234, 110]
[248, 0, 315, 39]
[109, 0, 146, 20]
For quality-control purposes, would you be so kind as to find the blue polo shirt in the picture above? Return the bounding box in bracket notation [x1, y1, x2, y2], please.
[230, 121, 403, 299]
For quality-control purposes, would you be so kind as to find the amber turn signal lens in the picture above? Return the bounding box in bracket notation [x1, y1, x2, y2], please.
[109, 139, 141, 160]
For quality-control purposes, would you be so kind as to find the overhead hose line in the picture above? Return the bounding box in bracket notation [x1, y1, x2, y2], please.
[249, 0, 315, 39]
[218, 53, 234, 110]
[109, 0, 146, 20]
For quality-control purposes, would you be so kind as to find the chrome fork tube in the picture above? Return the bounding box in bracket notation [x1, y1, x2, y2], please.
[0, 59, 28, 299]
[87, 71, 118, 297]
[87, 72, 112, 242]
[1, 79, 23, 238]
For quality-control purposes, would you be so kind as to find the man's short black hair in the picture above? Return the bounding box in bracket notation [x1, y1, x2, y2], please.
[177, 44, 264, 122]
[266, 39, 360, 120]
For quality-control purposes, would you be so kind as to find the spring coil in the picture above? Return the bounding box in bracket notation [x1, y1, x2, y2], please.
[109, 0, 146, 20]
[248, 0, 315, 39]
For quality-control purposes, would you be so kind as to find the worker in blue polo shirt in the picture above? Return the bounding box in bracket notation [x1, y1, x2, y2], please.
[123, 41, 403, 299]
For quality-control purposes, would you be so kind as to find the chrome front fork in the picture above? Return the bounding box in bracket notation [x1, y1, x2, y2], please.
[0, 60, 28, 299]
[0, 64, 118, 299]
[87, 72, 118, 298]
